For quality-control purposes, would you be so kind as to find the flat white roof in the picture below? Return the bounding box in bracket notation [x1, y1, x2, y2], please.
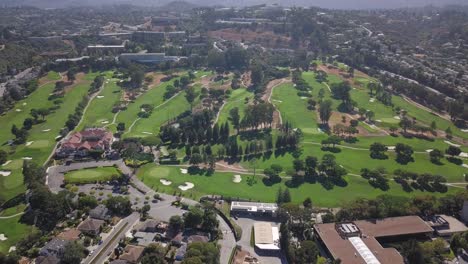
[348, 237, 381, 264]
[254, 222, 280, 250]
[231, 201, 278, 213]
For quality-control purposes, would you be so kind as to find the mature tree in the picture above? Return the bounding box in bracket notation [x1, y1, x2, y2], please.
[185, 86, 197, 110]
[169, 215, 184, 233]
[141, 243, 166, 264]
[184, 206, 204, 229]
[319, 100, 333, 125]
[446, 146, 461, 157]
[77, 195, 98, 210]
[399, 117, 413, 133]
[283, 188, 291, 203]
[293, 159, 305, 172]
[190, 153, 203, 167]
[250, 63, 264, 88]
[331, 81, 352, 111]
[105, 196, 132, 215]
[395, 143, 414, 165]
[117, 122, 125, 132]
[294, 240, 319, 264]
[229, 107, 240, 134]
[0, 150, 7, 165]
[67, 68, 77, 82]
[369, 142, 388, 159]
[429, 149, 444, 164]
[183, 242, 220, 264]
[61, 242, 85, 264]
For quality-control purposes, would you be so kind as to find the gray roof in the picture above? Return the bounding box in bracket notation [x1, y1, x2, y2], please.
[89, 205, 110, 220]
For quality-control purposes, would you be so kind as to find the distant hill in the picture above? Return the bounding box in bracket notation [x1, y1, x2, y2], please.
[0, 0, 466, 9]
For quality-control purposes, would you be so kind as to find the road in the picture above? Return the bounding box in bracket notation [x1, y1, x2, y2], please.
[46, 160, 236, 264]
[83, 212, 140, 264]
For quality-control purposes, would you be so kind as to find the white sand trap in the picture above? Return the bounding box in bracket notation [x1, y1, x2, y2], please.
[42, 129, 51, 132]
[369, 98, 375, 102]
[272, 99, 282, 103]
[15, 109, 21, 112]
[300, 97, 308, 99]
[426, 149, 433, 153]
[0, 234, 7, 241]
[22, 103, 27, 106]
[22, 157, 32, 160]
[233, 175, 242, 183]
[25, 141, 34, 146]
[142, 132, 153, 135]
[180, 168, 188, 174]
[0, 171, 11, 177]
[387, 146, 395, 150]
[393, 116, 401, 120]
[8, 246, 15, 252]
[101, 121, 109, 124]
[460, 152, 468, 158]
[178, 182, 194, 191]
[55, 135, 61, 139]
[293, 84, 297, 87]
[462, 129, 468, 133]
[160, 179, 172, 185]
[201, 75, 207, 78]
[97, 95, 105, 98]
[463, 164, 468, 169]
[376, 119, 382, 122]
[194, 71, 198, 74]
[444, 141, 461, 147]
[2, 160, 12, 166]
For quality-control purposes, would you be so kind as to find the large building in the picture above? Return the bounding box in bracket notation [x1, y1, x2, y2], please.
[314, 216, 434, 264]
[230, 201, 278, 216]
[253, 222, 280, 251]
[56, 128, 113, 159]
[119, 53, 185, 64]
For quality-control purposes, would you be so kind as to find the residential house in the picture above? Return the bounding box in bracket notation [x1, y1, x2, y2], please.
[39, 238, 70, 258]
[35, 255, 60, 264]
[56, 229, 81, 241]
[77, 218, 104, 236]
[119, 245, 145, 264]
[89, 205, 111, 220]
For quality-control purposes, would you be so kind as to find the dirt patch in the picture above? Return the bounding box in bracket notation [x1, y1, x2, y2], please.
[63, 72, 87, 93]
[241, 71, 251, 87]
[216, 161, 247, 172]
[324, 111, 387, 137]
[317, 64, 371, 88]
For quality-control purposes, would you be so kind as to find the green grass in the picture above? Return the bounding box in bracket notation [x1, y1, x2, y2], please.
[272, 83, 320, 138]
[77, 79, 122, 130]
[0, 214, 35, 254]
[217, 88, 254, 128]
[137, 165, 461, 208]
[64, 166, 122, 184]
[46, 71, 61, 81]
[0, 73, 92, 202]
[0, 204, 26, 217]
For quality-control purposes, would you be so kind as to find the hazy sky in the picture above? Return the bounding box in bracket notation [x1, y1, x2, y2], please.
[1, 0, 467, 9]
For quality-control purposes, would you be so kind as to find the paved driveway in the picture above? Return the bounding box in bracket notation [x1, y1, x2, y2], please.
[233, 215, 286, 264]
[46, 161, 236, 264]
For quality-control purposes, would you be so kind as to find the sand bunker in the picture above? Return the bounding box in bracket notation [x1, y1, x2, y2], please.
[101, 121, 109, 124]
[393, 116, 401, 120]
[22, 157, 32, 160]
[22, 103, 27, 106]
[142, 132, 153, 135]
[0, 171, 11, 177]
[460, 152, 468, 158]
[463, 164, 468, 169]
[387, 146, 395, 150]
[444, 141, 461, 147]
[300, 97, 308, 99]
[233, 175, 242, 183]
[8, 246, 15, 252]
[15, 109, 21, 112]
[426, 149, 433, 153]
[376, 119, 382, 122]
[55, 135, 62, 139]
[272, 99, 282, 103]
[42, 129, 51, 132]
[178, 182, 194, 191]
[2, 160, 12, 166]
[160, 179, 172, 185]
[180, 168, 188, 174]
[462, 129, 468, 133]
[0, 234, 7, 241]
[369, 98, 375, 102]
[25, 141, 34, 146]
[97, 96, 105, 99]
[201, 75, 207, 78]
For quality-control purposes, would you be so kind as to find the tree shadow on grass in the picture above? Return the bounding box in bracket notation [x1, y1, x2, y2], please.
[447, 157, 463, 165]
